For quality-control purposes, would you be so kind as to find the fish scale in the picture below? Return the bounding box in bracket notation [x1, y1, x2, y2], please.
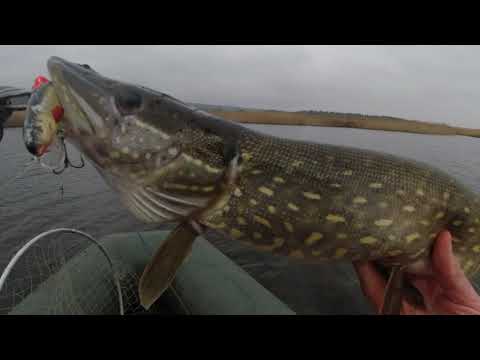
[202, 133, 480, 272]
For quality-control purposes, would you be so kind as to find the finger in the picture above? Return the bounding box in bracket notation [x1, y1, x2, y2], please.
[353, 261, 387, 311]
[409, 277, 440, 313]
[431, 230, 476, 295]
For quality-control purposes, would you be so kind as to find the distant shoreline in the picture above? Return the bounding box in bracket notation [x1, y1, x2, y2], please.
[211, 111, 480, 138]
[6, 109, 480, 138]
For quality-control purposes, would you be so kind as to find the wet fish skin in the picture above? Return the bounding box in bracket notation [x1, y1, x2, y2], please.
[46, 56, 480, 282]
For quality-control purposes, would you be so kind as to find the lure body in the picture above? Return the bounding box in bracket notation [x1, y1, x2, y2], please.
[23, 77, 64, 157]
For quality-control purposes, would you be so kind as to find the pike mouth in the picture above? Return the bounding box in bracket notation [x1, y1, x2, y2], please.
[47, 57, 111, 138]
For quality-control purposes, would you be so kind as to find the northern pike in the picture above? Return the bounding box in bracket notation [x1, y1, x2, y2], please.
[43, 56, 480, 313]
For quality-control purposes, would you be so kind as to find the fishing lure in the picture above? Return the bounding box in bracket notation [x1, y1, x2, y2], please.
[23, 76, 63, 157]
[23, 76, 84, 174]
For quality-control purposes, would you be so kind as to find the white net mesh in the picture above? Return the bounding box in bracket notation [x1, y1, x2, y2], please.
[0, 229, 145, 315]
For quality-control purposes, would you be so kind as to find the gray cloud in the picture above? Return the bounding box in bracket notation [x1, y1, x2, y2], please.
[1, 45, 480, 127]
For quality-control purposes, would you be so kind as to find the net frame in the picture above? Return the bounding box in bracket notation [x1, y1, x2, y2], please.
[0, 228, 124, 315]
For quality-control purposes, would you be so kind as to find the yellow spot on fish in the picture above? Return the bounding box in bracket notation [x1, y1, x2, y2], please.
[289, 250, 304, 259]
[388, 250, 403, 256]
[405, 233, 421, 244]
[242, 153, 253, 161]
[453, 220, 463, 226]
[304, 232, 323, 246]
[420, 220, 430, 226]
[249, 199, 258, 206]
[237, 217, 247, 226]
[342, 170, 353, 176]
[205, 222, 226, 229]
[303, 192, 321, 200]
[435, 212, 445, 220]
[472, 245, 480, 253]
[353, 197, 367, 205]
[121, 146, 130, 154]
[253, 232, 263, 240]
[258, 186, 274, 197]
[251, 170, 262, 175]
[337, 233, 347, 239]
[369, 183, 383, 189]
[375, 219, 393, 227]
[182, 154, 194, 162]
[273, 237, 285, 248]
[292, 160, 303, 167]
[403, 205, 415, 212]
[464, 260, 475, 273]
[334, 248, 348, 258]
[253, 215, 272, 228]
[287, 203, 300, 211]
[360, 236, 378, 245]
[273, 177, 285, 184]
[202, 186, 215, 192]
[416, 189, 425, 196]
[205, 164, 221, 174]
[256, 238, 285, 252]
[410, 248, 427, 259]
[378, 202, 388, 209]
[163, 183, 188, 190]
[465, 207, 471, 214]
[468, 227, 476, 233]
[234, 188, 242, 197]
[230, 228, 244, 239]
[312, 250, 323, 256]
[284, 222, 294, 232]
[326, 214, 346, 223]
[267, 205, 276, 214]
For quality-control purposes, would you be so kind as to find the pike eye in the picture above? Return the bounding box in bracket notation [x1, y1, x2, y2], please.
[115, 90, 143, 115]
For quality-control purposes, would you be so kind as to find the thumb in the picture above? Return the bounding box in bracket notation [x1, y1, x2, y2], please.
[431, 230, 478, 299]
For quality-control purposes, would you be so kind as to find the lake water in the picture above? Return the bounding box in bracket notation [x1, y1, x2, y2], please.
[2, 125, 480, 314]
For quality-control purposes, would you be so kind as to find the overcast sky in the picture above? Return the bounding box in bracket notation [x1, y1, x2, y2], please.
[1, 45, 480, 128]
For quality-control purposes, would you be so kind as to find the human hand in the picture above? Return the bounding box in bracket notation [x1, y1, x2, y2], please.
[353, 230, 480, 315]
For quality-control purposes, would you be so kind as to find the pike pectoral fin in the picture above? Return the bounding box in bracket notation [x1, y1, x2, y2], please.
[380, 266, 405, 315]
[139, 222, 198, 310]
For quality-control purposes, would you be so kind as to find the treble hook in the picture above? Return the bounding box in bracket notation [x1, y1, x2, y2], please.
[52, 135, 85, 175]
